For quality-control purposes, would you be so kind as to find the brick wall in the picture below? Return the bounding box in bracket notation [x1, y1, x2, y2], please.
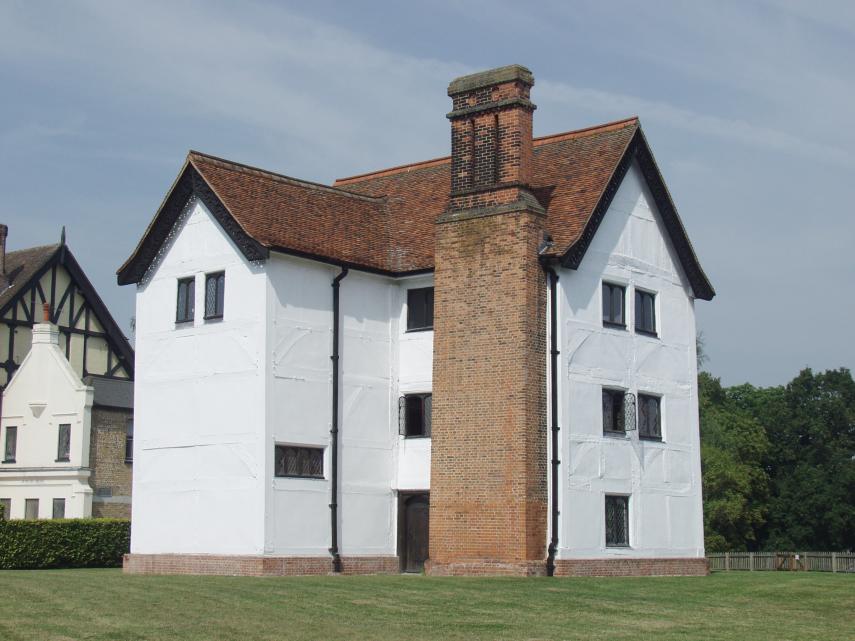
[88, 406, 132, 519]
[124, 554, 399, 576]
[554, 558, 709, 577]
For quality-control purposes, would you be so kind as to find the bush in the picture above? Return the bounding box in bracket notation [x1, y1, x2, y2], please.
[0, 518, 130, 569]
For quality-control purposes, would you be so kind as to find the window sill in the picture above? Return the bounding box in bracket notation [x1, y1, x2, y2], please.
[639, 435, 664, 443]
[1, 460, 15, 464]
[405, 327, 433, 333]
[55, 458, 70, 463]
[402, 434, 431, 440]
[603, 431, 628, 439]
[274, 475, 326, 481]
[635, 329, 659, 338]
[175, 319, 194, 327]
[606, 544, 631, 549]
[204, 315, 223, 322]
[602, 321, 627, 331]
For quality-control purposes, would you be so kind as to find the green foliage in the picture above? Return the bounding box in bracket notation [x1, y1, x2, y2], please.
[0, 518, 130, 569]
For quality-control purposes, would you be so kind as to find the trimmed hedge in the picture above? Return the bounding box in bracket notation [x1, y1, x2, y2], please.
[0, 518, 130, 569]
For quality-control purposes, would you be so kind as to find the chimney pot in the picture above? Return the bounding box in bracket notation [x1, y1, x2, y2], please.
[43, 302, 50, 323]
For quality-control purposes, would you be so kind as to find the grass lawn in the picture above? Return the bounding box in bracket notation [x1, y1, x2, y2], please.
[0, 570, 851, 641]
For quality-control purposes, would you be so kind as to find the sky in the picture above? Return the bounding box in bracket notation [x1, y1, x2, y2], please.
[0, 0, 852, 387]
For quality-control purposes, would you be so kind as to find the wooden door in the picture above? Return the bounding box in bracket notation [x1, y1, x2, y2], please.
[403, 494, 429, 573]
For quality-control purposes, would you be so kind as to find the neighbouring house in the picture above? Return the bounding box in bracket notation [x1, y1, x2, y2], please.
[118, 65, 714, 577]
[0, 229, 134, 520]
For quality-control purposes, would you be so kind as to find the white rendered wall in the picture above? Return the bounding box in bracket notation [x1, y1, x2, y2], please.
[131, 200, 268, 554]
[0, 323, 94, 518]
[556, 162, 705, 559]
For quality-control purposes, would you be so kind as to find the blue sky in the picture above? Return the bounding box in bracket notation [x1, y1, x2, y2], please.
[1, 0, 852, 386]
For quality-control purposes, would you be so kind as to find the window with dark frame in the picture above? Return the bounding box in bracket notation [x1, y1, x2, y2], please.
[204, 271, 225, 320]
[406, 287, 434, 331]
[399, 393, 432, 438]
[638, 394, 662, 440]
[602, 282, 626, 327]
[635, 289, 657, 335]
[274, 445, 324, 479]
[176, 277, 195, 323]
[125, 418, 134, 463]
[602, 389, 625, 434]
[52, 498, 65, 519]
[605, 495, 630, 547]
[56, 424, 71, 462]
[24, 498, 38, 520]
[3, 426, 16, 463]
[0, 498, 10, 520]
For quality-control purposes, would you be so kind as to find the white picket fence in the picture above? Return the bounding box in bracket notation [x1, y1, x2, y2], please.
[708, 552, 855, 573]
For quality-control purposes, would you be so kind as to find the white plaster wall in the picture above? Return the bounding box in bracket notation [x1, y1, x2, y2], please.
[557, 162, 704, 559]
[131, 200, 267, 554]
[265, 255, 399, 556]
[0, 323, 93, 518]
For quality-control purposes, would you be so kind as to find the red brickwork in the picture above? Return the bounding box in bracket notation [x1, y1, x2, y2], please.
[554, 558, 709, 577]
[429, 65, 548, 576]
[88, 406, 133, 519]
[123, 554, 399, 577]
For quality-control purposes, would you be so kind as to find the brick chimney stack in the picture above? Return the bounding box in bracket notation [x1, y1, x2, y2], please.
[429, 66, 548, 576]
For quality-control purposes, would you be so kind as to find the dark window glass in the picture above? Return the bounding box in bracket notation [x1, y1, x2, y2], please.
[3, 426, 16, 462]
[274, 445, 324, 479]
[635, 290, 657, 335]
[57, 424, 71, 462]
[407, 287, 434, 331]
[24, 498, 39, 520]
[52, 498, 65, 519]
[399, 394, 432, 438]
[176, 277, 195, 323]
[605, 495, 629, 547]
[602, 283, 625, 327]
[125, 418, 134, 463]
[602, 389, 625, 434]
[0, 498, 10, 520]
[205, 272, 225, 319]
[638, 394, 662, 440]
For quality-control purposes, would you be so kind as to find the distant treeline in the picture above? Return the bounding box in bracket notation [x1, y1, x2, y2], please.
[700, 367, 855, 552]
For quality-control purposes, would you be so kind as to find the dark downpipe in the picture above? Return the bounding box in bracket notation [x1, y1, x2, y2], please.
[330, 267, 349, 573]
[544, 265, 560, 576]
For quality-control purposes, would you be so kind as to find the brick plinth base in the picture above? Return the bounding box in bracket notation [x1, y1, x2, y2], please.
[425, 560, 547, 577]
[123, 554, 399, 577]
[554, 557, 709, 577]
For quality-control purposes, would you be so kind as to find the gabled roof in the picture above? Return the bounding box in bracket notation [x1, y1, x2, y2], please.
[0, 244, 60, 311]
[117, 117, 714, 299]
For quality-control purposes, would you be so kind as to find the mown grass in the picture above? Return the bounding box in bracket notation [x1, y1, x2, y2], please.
[0, 569, 851, 640]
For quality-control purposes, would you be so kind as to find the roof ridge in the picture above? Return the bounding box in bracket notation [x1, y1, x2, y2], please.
[333, 116, 639, 186]
[188, 150, 385, 203]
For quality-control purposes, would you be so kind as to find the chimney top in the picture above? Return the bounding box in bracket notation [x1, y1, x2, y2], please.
[42, 302, 50, 323]
[448, 64, 534, 96]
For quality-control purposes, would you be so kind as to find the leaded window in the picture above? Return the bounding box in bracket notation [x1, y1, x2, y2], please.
[3, 426, 16, 463]
[407, 287, 434, 331]
[176, 277, 195, 323]
[605, 495, 629, 547]
[635, 289, 657, 335]
[204, 271, 225, 320]
[638, 394, 662, 440]
[602, 389, 626, 434]
[602, 282, 625, 327]
[52, 498, 65, 519]
[57, 424, 71, 462]
[399, 393, 432, 438]
[274, 445, 324, 479]
[125, 418, 134, 463]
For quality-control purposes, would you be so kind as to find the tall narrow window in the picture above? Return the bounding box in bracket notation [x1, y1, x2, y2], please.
[52, 498, 66, 519]
[3, 426, 16, 463]
[176, 277, 195, 323]
[24, 498, 39, 520]
[56, 424, 71, 462]
[399, 393, 432, 438]
[204, 271, 225, 320]
[605, 495, 630, 547]
[635, 289, 657, 336]
[602, 282, 626, 328]
[602, 389, 625, 434]
[638, 394, 662, 440]
[0, 498, 10, 520]
[406, 287, 434, 331]
[274, 445, 324, 479]
[125, 418, 134, 463]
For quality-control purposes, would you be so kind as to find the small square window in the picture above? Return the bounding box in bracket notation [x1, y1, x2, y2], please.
[56, 424, 71, 462]
[635, 289, 657, 336]
[274, 445, 324, 479]
[406, 287, 434, 331]
[602, 282, 625, 328]
[52, 498, 65, 519]
[605, 495, 630, 547]
[204, 272, 225, 320]
[638, 394, 662, 440]
[176, 277, 195, 323]
[399, 393, 432, 438]
[602, 389, 626, 434]
[3, 426, 16, 463]
[24, 498, 39, 520]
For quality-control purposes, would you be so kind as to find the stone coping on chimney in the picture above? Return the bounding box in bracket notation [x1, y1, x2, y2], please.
[448, 64, 534, 96]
